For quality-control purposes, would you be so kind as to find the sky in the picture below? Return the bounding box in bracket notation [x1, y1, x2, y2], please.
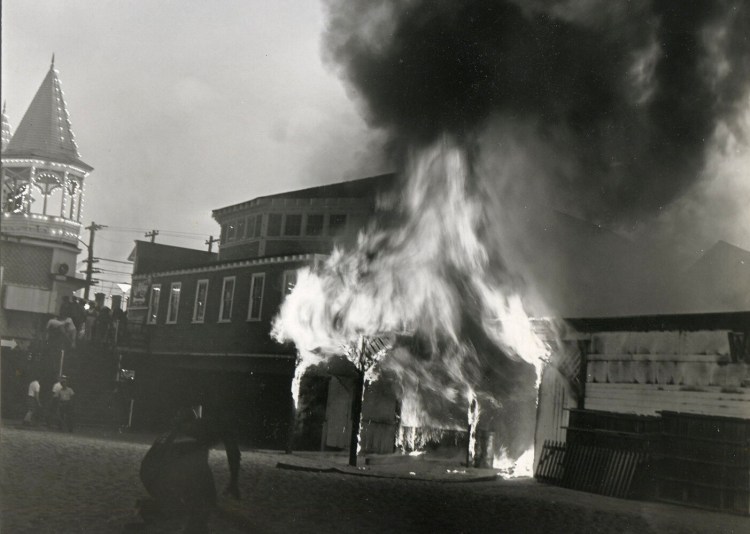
[2, 1, 749, 300]
[1, 0, 387, 294]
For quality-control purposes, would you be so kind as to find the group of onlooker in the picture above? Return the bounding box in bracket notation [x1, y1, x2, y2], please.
[22, 374, 75, 431]
[50, 295, 129, 349]
[13, 294, 129, 431]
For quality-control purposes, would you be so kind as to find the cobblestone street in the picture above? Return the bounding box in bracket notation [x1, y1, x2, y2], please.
[2, 424, 747, 533]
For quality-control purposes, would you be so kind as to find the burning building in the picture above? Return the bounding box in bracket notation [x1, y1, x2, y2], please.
[272, 0, 750, 504]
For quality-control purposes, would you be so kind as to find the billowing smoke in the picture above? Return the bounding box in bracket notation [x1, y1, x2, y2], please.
[273, 1, 749, 467]
[324, 0, 750, 222]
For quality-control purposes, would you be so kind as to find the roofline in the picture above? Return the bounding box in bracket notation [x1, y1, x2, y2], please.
[1, 155, 93, 174]
[565, 310, 750, 332]
[211, 173, 395, 218]
[132, 252, 327, 279]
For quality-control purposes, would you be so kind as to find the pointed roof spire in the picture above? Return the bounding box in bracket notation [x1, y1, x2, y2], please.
[51, 53, 55, 68]
[1, 100, 12, 151]
[4, 59, 92, 170]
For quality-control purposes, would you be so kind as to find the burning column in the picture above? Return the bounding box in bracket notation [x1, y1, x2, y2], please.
[466, 393, 479, 468]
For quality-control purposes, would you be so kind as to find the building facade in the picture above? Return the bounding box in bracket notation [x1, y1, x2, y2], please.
[119, 175, 394, 447]
[1, 58, 92, 342]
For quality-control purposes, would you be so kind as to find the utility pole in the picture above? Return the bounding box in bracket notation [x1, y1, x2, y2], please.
[143, 230, 159, 243]
[205, 235, 219, 253]
[83, 222, 106, 300]
[145, 230, 159, 243]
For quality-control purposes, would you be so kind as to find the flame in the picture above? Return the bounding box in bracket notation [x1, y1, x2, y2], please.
[493, 446, 534, 478]
[273, 140, 551, 470]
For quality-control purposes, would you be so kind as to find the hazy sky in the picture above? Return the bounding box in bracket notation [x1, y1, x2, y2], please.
[1, 0, 386, 292]
[2, 1, 749, 298]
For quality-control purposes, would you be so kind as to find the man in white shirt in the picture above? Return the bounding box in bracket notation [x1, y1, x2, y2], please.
[48, 376, 65, 428]
[22, 378, 41, 425]
[57, 377, 75, 432]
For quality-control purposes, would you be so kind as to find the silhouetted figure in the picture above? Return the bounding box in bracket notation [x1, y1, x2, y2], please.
[94, 306, 110, 343]
[70, 297, 86, 332]
[137, 405, 241, 533]
[46, 317, 77, 349]
[84, 302, 97, 342]
[113, 306, 128, 345]
[59, 296, 75, 321]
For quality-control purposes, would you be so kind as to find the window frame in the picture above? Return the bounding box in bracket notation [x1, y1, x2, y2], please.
[283, 213, 302, 236]
[236, 217, 246, 240]
[266, 213, 282, 237]
[247, 273, 266, 322]
[147, 284, 162, 325]
[328, 213, 348, 234]
[192, 279, 209, 323]
[246, 215, 256, 239]
[227, 221, 237, 241]
[218, 276, 236, 323]
[166, 282, 182, 324]
[282, 269, 298, 297]
[304, 214, 324, 236]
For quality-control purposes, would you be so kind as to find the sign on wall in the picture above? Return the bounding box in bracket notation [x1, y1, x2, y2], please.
[131, 279, 149, 307]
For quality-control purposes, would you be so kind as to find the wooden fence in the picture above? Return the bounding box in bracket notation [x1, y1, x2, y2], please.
[535, 440, 649, 499]
[656, 411, 750, 515]
[535, 410, 750, 515]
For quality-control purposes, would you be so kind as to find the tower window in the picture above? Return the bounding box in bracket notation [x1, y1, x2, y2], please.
[284, 214, 302, 236]
[267, 214, 282, 237]
[305, 214, 324, 236]
[329, 214, 347, 234]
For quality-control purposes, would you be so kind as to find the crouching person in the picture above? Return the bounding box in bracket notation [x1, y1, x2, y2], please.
[136, 404, 241, 533]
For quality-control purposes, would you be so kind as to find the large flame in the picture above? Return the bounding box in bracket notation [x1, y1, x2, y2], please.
[273, 141, 551, 473]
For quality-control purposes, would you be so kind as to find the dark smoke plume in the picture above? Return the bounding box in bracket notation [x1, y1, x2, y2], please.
[324, 0, 750, 222]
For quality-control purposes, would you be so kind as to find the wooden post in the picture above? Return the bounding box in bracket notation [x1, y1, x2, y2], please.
[348, 368, 366, 467]
[127, 399, 134, 428]
[285, 400, 296, 454]
[58, 350, 65, 377]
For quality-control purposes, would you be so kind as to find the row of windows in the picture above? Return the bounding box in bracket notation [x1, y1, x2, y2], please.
[221, 212, 348, 243]
[147, 270, 297, 325]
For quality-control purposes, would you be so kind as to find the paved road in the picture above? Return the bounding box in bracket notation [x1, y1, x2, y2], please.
[1, 425, 746, 533]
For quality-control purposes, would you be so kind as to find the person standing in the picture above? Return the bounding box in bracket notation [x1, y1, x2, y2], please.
[57, 377, 75, 432]
[59, 296, 75, 321]
[47, 376, 64, 428]
[22, 377, 41, 425]
[137, 403, 241, 532]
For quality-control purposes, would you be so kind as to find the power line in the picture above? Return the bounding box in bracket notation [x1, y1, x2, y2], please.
[97, 268, 133, 275]
[92, 277, 132, 285]
[105, 226, 211, 238]
[96, 257, 133, 265]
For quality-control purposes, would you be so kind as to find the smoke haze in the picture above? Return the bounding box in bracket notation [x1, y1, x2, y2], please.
[324, 0, 750, 224]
